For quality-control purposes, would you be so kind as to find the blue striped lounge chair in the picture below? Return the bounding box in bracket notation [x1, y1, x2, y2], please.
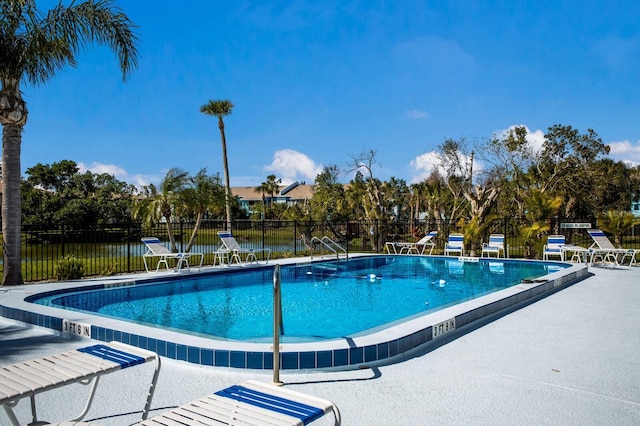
[481, 234, 507, 258]
[543, 235, 565, 261]
[444, 233, 465, 256]
[0, 342, 160, 426]
[587, 229, 638, 267]
[135, 379, 341, 425]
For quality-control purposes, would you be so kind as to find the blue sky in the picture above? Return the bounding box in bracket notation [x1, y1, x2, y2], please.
[20, 1, 640, 188]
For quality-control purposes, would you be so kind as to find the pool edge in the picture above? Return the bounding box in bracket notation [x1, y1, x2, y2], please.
[0, 255, 590, 371]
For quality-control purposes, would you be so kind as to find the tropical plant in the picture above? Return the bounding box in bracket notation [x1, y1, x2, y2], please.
[457, 215, 497, 257]
[255, 174, 281, 219]
[132, 168, 189, 252]
[597, 210, 640, 247]
[200, 99, 234, 231]
[0, 0, 138, 285]
[518, 222, 550, 259]
[181, 169, 225, 252]
[55, 255, 85, 280]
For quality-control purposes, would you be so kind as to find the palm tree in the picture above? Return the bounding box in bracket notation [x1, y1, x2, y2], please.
[132, 168, 189, 252]
[597, 210, 640, 247]
[200, 99, 234, 231]
[0, 0, 138, 285]
[181, 169, 225, 251]
[254, 182, 269, 220]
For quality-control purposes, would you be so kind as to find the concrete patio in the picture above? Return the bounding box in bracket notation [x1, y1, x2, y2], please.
[1, 265, 639, 425]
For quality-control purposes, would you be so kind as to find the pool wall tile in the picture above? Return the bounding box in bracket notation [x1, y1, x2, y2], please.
[177, 344, 187, 361]
[201, 349, 214, 366]
[317, 351, 332, 368]
[334, 349, 348, 367]
[264, 352, 274, 369]
[349, 347, 364, 365]
[282, 352, 299, 370]
[377, 342, 389, 360]
[215, 350, 230, 367]
[167, 342, 176, 359]
[187, 346, 199, 363]
[230, 351, 246, 368]
[247, 352, 263, 369]
[300, 351, 316, 369]
[389, 340, 399, 357]
[364, 345, 377, 363]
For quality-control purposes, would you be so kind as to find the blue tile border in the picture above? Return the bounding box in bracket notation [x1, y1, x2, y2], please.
[0, 257, 590, 371]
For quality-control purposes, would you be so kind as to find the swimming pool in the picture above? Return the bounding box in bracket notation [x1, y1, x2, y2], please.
[0, 254, 589, 370]
[33, 256, 564, 342]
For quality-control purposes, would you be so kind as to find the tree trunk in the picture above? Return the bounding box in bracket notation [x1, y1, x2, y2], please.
[219, 119, 232, 231]
[185, 211, 203, 252]
[2, 124, 24, 284]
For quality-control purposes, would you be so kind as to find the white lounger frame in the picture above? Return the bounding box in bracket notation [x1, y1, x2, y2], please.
[0, 341, 160, 426]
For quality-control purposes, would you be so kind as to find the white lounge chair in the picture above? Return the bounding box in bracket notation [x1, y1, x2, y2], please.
[385, 231, 438, 255]
[0, 341, 160, 426]
[136, 379, 341, 426]
[217, 231, 270, 265]
[587, 229, 638, 267]
[543, 235, 565, 261]
[444, 233, 464, 256]
[481, 234, 507, 258]
[141, 237, 204, 272]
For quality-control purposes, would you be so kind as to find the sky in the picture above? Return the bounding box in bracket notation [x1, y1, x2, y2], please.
[18, 1, 640, 189]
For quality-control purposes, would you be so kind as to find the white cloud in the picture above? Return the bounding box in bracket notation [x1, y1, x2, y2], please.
[410, 150, 484, 184]
[493, 125, 545, 153]
[264, 149, 323, 184]
[409, 151, 443, 183]
[407, 109, 429, 120]
[608, 139, 640, 165]
[77, 162, 159, 189]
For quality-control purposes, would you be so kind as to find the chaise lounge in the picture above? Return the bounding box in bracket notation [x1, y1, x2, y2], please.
[141, 237, 204, 272]
[217, 231, 270, 265]
[136, 379, 341, 425]
[0, 342, 160, 426]
[385, 231, 438, 255]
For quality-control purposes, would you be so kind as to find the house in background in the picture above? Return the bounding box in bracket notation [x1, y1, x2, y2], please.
[232, 181, 313, 215]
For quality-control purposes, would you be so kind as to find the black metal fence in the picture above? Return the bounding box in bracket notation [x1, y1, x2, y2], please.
[3, 218, 640, 282]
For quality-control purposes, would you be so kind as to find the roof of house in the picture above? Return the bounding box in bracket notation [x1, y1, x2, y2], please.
[231, 182, 314, 201]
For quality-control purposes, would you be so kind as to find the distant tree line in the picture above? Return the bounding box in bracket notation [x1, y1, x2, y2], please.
[18, 124, 640, 257]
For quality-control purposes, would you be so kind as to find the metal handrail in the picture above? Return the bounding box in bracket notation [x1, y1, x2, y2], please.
[310, 236, 348, 261]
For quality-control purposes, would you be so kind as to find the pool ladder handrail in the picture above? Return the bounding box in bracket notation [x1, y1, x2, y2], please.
[310, 236, 348, 261]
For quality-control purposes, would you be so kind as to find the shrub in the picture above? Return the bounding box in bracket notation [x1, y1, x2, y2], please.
[55, 255, 85, 280]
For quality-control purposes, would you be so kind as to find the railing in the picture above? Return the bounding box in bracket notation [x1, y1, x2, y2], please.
[310, 236, 348, 261]
[1, 218, 639, 282]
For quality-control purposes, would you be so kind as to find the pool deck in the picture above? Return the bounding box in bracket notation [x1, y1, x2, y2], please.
[1, 264, 639, 425]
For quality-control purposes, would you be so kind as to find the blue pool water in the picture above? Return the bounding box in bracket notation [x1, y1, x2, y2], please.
[33, 256, 564, 342]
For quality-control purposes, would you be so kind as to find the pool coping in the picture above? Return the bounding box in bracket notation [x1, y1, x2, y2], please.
[0, 254, 590, 371]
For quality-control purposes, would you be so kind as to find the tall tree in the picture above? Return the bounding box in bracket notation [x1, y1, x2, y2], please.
[132, 168, 189, 252]
[0, 0, 139, 285]
[181, 169, 225, 252]
[254, 174, 281, 219]
[21, 160, 135, 227]
[200, 99, 234, 231]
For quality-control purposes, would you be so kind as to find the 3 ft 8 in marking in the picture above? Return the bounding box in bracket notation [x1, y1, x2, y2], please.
[432, 318, 456, 338]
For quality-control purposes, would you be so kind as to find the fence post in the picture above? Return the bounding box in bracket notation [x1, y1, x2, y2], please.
[127, 224, 131, 273]
[294, 220, 298, 256]
[61, 224, 65, 257]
